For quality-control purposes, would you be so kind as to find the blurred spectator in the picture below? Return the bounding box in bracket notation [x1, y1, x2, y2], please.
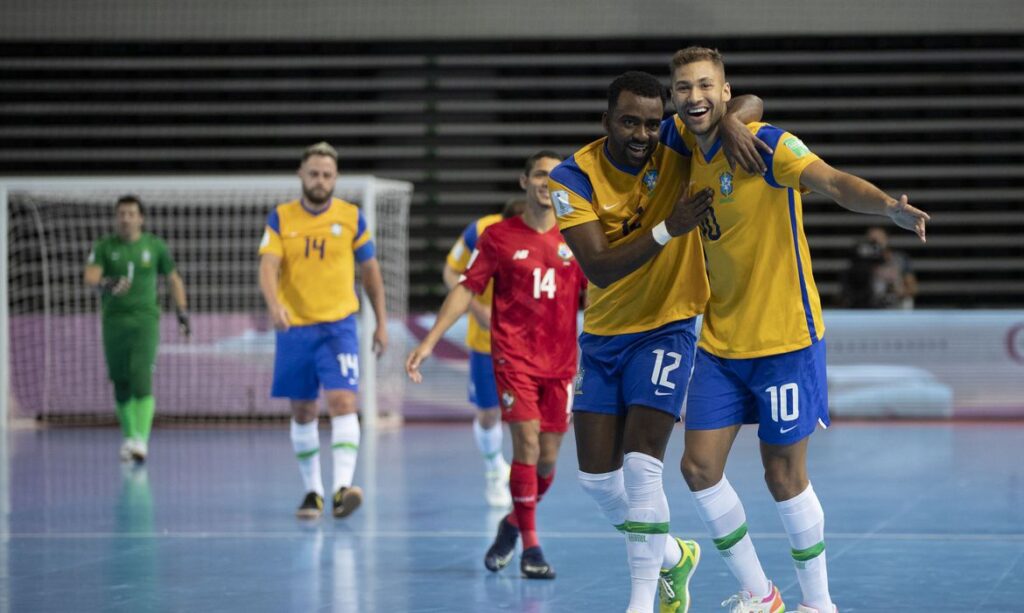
[842, 226, 918, 309]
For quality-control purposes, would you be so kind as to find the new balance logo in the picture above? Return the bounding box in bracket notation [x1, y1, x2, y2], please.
[512, 249, 530, 260]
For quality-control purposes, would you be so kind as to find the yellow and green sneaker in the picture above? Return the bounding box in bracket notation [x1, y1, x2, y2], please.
[658, 538, 701, 613]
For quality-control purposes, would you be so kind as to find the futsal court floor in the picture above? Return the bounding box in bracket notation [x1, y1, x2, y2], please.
[2, 420, 1022, 612]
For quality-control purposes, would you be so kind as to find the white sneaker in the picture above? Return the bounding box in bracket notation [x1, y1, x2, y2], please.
[721, 581, 785, 612]
[129, 439, 148, 463]
[119, 439, 134, 462]
[797, 605, 838, 613]
[484, 461, 512, 508]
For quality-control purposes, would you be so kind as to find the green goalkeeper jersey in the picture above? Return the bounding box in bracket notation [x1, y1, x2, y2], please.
[88, 233, 176, 319]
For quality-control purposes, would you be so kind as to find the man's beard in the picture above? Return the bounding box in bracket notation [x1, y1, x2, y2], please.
[303, 185, 333, 207]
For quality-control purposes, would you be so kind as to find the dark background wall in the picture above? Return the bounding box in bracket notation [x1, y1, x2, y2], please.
[2, 3, 1022, 310]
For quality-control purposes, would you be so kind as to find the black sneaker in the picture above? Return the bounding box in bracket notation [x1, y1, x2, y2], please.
[332, 486, 363, 518]
[295, 492, 324, 519]
[520, 546, 555, 579]
[483, 514, 519, 572]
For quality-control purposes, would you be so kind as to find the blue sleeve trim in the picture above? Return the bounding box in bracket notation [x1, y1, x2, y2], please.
[463, 220, 480, 251]
[266, 208, 281, 233]
[660, 118, 691, 157]
[549, 157, 594, 202]
[355, 240, 376, 263]
[755, 124, 787, 189]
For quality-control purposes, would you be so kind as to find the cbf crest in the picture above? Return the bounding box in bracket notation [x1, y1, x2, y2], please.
[719, 171, 734, 198]
[642, 169, 659, 192]
[141, 249, 151, 266]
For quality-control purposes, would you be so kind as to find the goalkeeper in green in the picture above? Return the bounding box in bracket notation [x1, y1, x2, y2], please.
[84, 195, 191, 463]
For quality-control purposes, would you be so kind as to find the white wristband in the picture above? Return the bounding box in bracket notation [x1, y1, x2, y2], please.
[652, 221, 672, 246]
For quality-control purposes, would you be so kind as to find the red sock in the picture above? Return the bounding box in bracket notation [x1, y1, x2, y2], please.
[537, 468, 555, 502]
[510, 461, 539, 550]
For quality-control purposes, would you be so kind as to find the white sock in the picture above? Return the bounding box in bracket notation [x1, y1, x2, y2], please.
[331, 414, 360, 493]
[290, 419, 323, 497]
[622, 452, 671, 613]
[577, 468, 682, 569]
[473, 417, 505, 472]
[777, 483, 833, 612]
[692, 477, 771, 597]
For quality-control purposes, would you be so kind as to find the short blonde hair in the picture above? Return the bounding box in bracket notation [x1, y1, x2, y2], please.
[302, 141, 338, 163]
[670, 46, 725, 74]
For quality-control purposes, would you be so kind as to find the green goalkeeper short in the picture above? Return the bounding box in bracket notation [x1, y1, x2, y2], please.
[102, 314, 159, 401]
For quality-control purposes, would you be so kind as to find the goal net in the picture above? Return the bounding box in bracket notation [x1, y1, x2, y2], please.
[1, 175, 411, 428]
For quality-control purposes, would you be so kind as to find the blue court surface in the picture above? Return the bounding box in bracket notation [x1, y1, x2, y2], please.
[2, 421, 1022, 612]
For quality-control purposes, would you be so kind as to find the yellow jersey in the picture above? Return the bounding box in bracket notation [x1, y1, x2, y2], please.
[258, 197, 375, 326]
[682, 121, 824, 358]
[549, 120, 709, 336]
[446, 214, 501, 354]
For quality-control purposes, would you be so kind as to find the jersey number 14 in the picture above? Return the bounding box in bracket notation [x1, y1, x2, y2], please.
[532, 267, 556, 299]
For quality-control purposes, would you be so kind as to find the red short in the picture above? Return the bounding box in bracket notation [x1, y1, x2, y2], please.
[494, 370, 573, 433]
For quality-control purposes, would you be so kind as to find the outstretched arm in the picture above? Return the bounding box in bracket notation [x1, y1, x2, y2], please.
[444, 262, 491, 329]
[405, 284, 476, 383]
[800, 159, 930, 242]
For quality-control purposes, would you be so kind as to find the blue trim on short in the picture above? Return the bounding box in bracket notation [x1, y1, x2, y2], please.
[574, 318, 698, 420]
[468, 350, 499, 409]
[603, 141, 642, 176]
[266, 208, 281, 233]
[550, 157, 595, 202]
[755, 125, 786, 189]
[271, 315, 360, 399]
[354, 240, 376, 263]
[685, 340, 830, 445]
[787, 188, 818, 344]
[660, 117, 692, 157]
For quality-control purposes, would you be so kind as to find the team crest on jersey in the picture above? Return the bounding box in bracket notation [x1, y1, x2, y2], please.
[111, 252, 120, 261]
[331, 223, 342, 237]
[557, 243, 573, 261]
[719, 171, 734, 198]
[141, 249, 151, 266]
[552, 190, 572, 217]
[501, 390, 516, 410]
[642, 169, 659, 192]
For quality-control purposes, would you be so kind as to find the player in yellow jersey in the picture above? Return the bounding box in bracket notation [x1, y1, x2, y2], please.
[670, 47, 929, 613]
[258, 142, 388, 520]
[550, 71, 768, 613]
[443, 197, 526, 509]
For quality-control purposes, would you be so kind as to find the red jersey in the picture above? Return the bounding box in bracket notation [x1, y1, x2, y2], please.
[459, 215, 587, 378]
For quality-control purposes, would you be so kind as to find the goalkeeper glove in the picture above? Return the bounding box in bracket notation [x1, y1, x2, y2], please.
[98, 277, 129, 295]
[176, 308, 192, 339]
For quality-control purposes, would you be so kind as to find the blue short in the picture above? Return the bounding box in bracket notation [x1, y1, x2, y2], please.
[468, 350, 499, 409]
[271, 315, 360, 400]
[686, 339, 830, 445]
[574, 318, 697, 419]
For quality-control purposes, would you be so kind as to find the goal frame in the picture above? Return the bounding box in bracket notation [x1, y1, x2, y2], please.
[0, 174, 412, 432]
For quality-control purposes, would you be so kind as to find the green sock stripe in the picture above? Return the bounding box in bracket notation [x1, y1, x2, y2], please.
[792, 541, 826, 562]
[613, 522, 627, 533]
[713, 523, 749, 551]
[332, 442, 359, 452]
[483, 451, 501, 460]
[620, 521, 670, 535]
[296, 448, 320, 460]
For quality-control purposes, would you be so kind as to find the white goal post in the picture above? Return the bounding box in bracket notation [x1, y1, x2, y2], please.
[0, 175, 412, 431]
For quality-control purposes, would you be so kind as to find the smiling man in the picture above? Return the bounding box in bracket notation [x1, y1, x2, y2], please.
[669, 46, 930, 613]
[258, 141, 388, 520]
[548, 71, 767, 613]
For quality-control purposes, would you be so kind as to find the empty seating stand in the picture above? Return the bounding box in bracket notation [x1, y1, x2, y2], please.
[1, 36, 1021, 309]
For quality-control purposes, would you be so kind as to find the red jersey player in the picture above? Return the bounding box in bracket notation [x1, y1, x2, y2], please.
[406, 151, 586, 580]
